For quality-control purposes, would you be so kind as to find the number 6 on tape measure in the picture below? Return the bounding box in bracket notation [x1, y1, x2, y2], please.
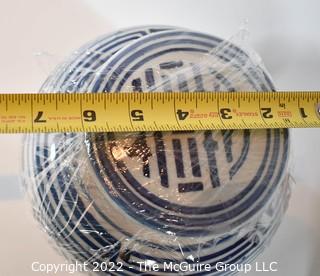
[83, 110, 96, 122]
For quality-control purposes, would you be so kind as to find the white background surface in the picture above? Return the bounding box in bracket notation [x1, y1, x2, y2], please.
[0, 0, 319, 275]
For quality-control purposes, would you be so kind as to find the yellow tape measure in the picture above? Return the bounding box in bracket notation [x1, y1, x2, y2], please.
[0, 92, 319, 133]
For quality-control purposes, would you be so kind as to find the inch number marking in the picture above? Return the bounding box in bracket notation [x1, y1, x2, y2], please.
[34, 111, 47, 123]
[220, 108, 232, 120]
[300, 107, 308, 118]
[177, 109, 189, 120]
[83, 110, 96, 122]
[131, 109, 144, 121]
[261, 107, 273, 119]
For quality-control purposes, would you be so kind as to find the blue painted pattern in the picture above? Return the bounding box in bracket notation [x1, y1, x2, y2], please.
[23, 26, 290, 275]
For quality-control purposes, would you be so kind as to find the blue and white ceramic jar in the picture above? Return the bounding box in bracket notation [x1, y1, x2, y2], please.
[24, 26, 290, 275]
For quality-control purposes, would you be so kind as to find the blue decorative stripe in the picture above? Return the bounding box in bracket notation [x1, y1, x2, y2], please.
[203, 131, 221, 188]
[178, 182, 203, 193]
[229, 130, 250, 179]
[188, 137, 202, 177]
[172, 138, 185, 178]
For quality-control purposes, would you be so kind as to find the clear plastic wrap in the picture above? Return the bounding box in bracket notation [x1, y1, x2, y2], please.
[23, 25, 291, 275]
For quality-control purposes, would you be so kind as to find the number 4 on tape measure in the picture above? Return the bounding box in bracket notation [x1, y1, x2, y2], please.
[177, 109, 189, 120]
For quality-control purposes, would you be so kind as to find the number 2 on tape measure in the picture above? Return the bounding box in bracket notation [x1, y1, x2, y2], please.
[261, 108, 273, 119]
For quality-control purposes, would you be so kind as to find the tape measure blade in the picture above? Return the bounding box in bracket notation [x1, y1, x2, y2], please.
[0, 92, 319, 133]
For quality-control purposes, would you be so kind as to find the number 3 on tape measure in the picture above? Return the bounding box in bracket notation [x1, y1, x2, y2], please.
[220, 108, 232, 119]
